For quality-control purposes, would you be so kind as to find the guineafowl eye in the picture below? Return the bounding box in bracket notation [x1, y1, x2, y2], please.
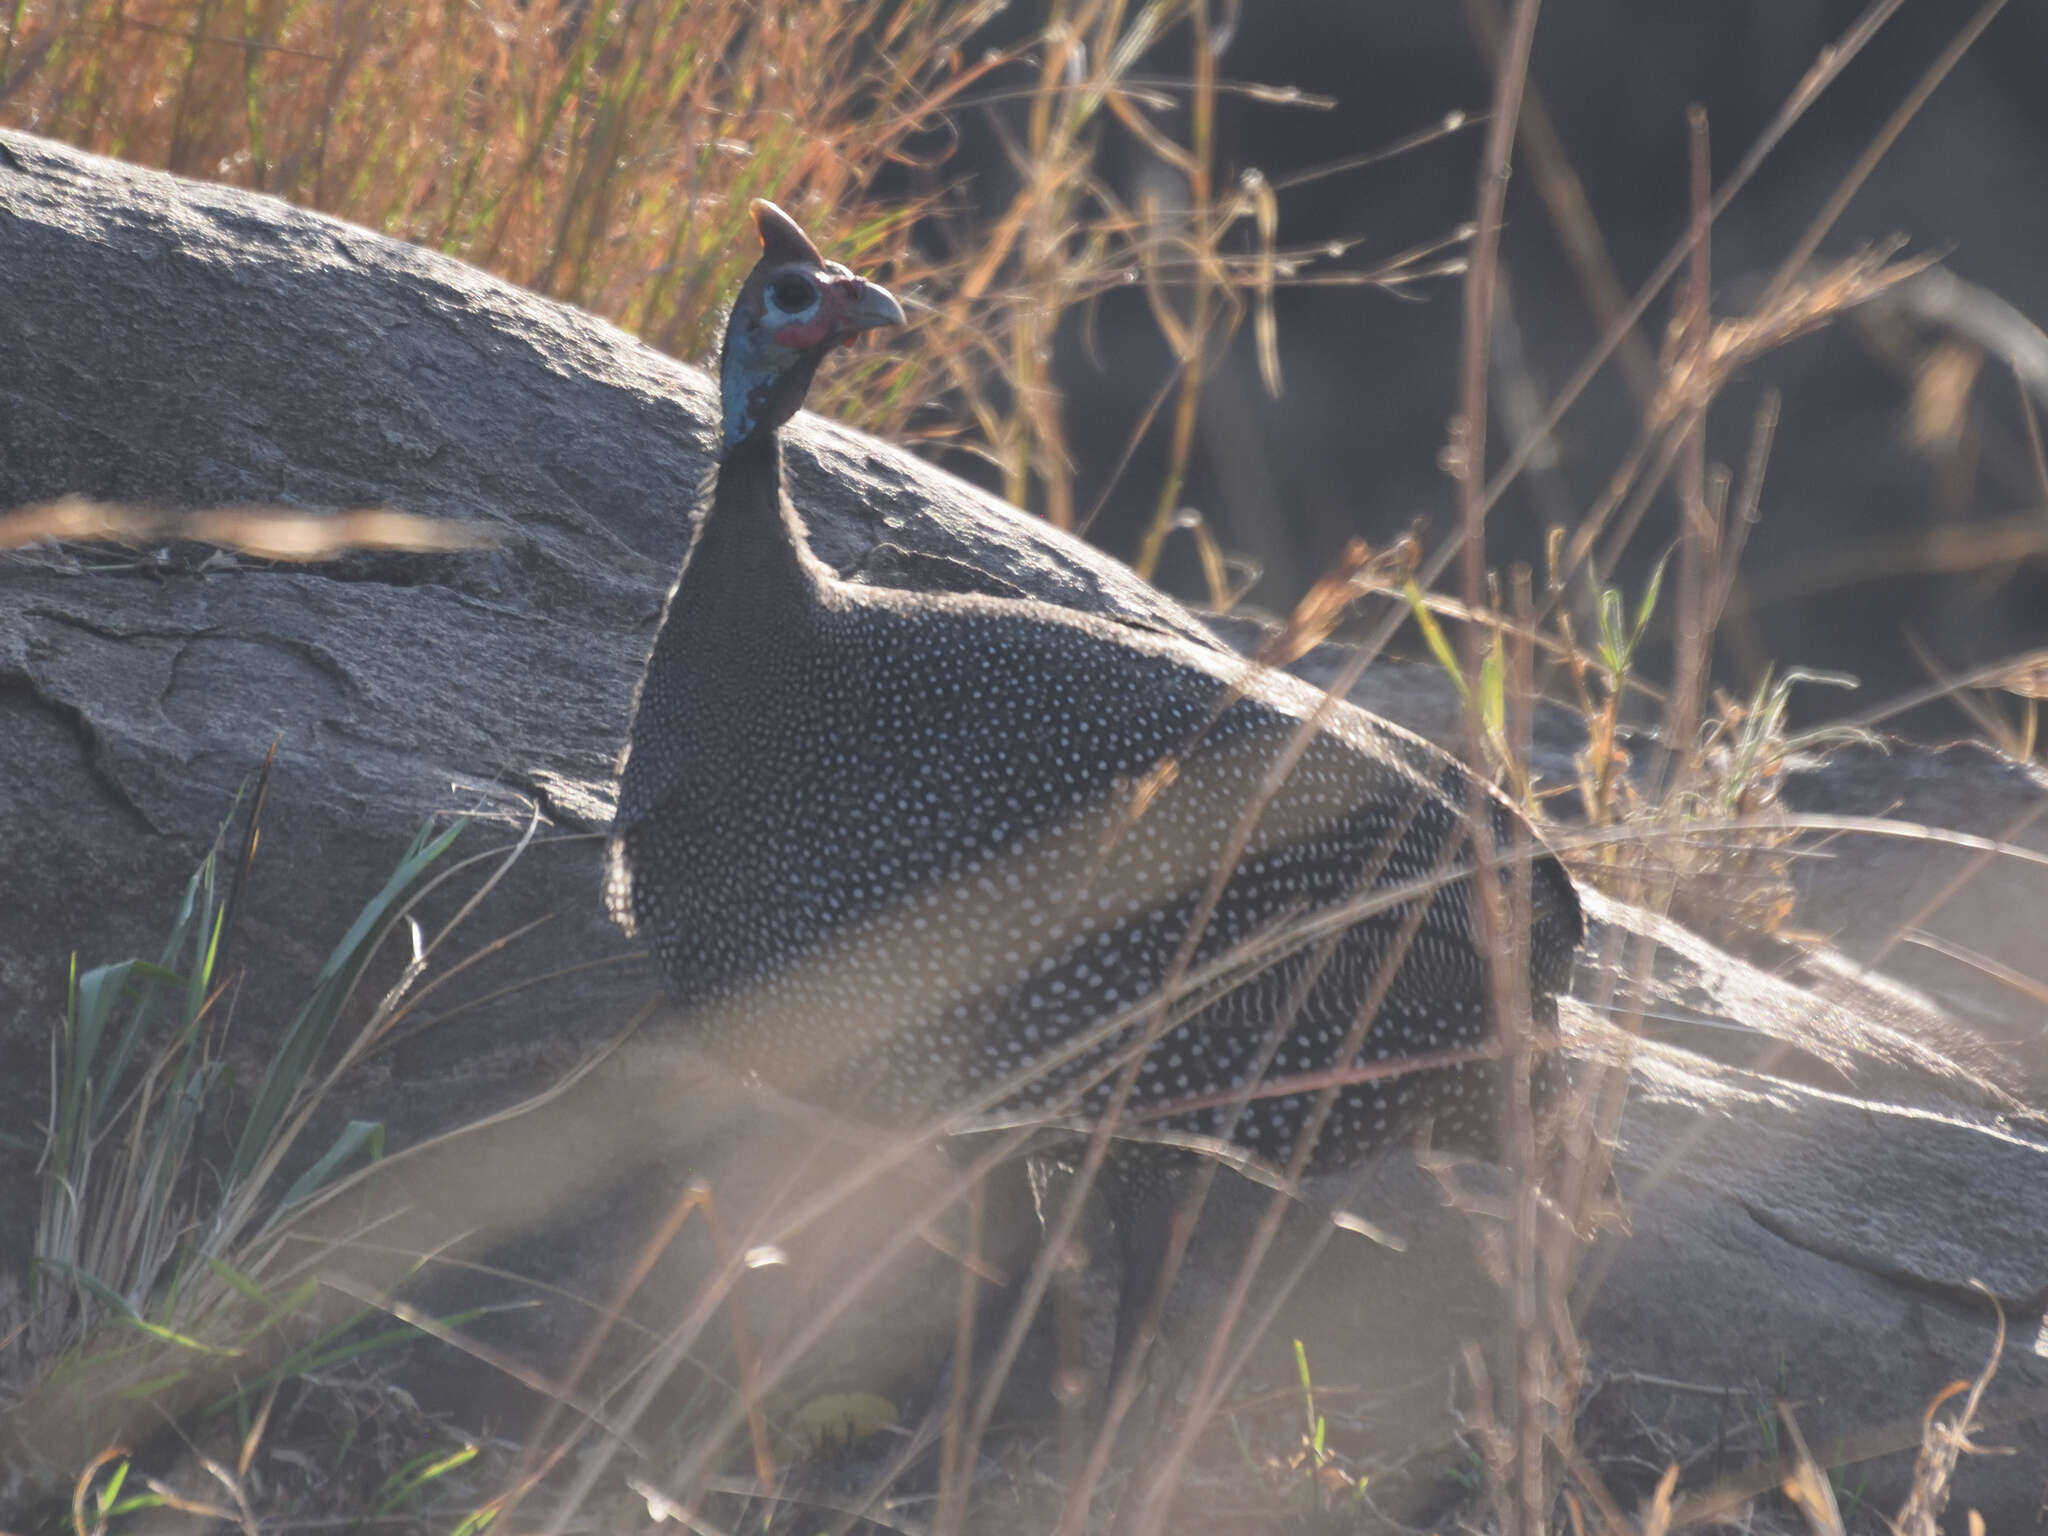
[769, 273, 816, 313]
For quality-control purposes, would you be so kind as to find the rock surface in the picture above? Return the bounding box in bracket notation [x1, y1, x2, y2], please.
[4, 131, 2047, 1525]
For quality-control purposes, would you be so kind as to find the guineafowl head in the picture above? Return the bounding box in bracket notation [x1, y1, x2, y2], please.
[718, 199, 905, 457]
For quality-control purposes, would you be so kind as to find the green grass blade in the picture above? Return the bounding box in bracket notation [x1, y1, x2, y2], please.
[55, 959, 134, 1174]
[91, 846, 219, 1127]
[279, 1118, 384, 1208]
[1402, 580, 1472, 706]
[372, 1442, 479, 1517]
[118, 1314, 244, 1358]
[1480, 635, 1506, 744]
[226, 819, 462, 1188]
[209, 1303, 501, 1415]
[40, 1257, 139, 1319]
[201, 1254, 278, 1309]
[1632, 545, 1674, 651]
[1597, 585, 1626, 676]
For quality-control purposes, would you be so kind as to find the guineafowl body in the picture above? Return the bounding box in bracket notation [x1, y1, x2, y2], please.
[612, 517, 1581, 1167]
[608, 203, 1583, 1362]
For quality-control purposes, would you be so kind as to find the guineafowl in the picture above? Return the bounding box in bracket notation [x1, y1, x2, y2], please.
[608, 199, 1583, 1395]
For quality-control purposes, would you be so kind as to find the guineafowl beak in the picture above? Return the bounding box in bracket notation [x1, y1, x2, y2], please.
[832, 278, 906, 339]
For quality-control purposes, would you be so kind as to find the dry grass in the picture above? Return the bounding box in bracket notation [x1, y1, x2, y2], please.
[0, 0, 1453, 552]
[1, 0, 986, 389]
[5, 0, 2046, 1532]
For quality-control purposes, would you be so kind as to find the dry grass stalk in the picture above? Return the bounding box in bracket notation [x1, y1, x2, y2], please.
[0, 496, 493, 559]
[1893, 1296, 2007, 1536]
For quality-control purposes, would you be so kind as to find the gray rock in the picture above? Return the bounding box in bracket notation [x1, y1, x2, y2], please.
[4, 130, 2046, 1525]
[1783, 741, 2048, 1088]
[1581, 1040, 2048, 1516]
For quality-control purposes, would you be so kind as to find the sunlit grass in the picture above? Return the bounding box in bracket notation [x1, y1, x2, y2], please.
[0, 0, 1446, 545]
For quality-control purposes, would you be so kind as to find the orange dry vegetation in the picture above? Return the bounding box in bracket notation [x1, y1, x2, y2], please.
[0, 1, 1411, 549]
[0, 0, 1285, 531]
[2, 1, 974, 360]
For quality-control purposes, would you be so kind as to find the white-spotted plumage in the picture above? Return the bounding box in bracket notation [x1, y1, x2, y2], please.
[611, 559, 1580, 1172]
[608, 203, 1583, 1190]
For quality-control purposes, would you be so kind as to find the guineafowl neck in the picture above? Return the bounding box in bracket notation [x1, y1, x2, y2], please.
[689, 431, 830, 613]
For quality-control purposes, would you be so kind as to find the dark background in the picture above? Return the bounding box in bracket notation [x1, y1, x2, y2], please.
[955, 0, 2048, 729]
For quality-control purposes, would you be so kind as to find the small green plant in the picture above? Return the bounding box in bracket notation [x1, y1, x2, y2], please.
[1553, 543, 1672, 836]
[6, 802, 488, 1512]
[1284, 1338, 1366, 1515]
[1293, 1337, 1327, 1472]
[70, 1452, 170, 1530]
[1406, 576, 1517, 794]
[371, 1441, 483, 1521]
